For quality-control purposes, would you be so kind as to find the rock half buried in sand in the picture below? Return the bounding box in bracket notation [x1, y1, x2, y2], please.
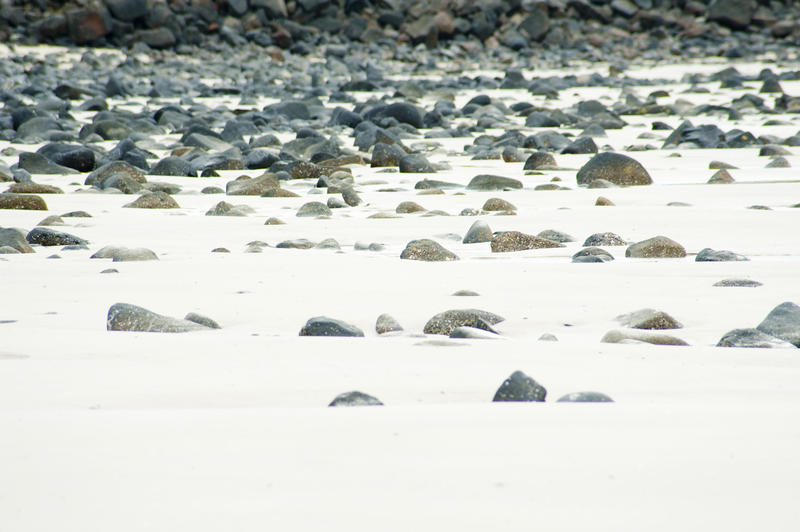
[299, 316, 365, 337]
[462, 220, 492, 244]
[91, 246, 158, 261]
[328, 391, 383, 407]
[625, 236, 686, 258]
[375, 313, 403, 334]
[123, 191, 180, 209]
[0, 227, 34, 253]
[717, 328, 793, 348]
[0, 193, 48, 210]
[449, 326, 499, 339]
[616, 308, 683, 329]
[26, 227, 88, 247]
[583, 232, 627, 246]
[695, 248, 749, 262]
[225, 173, 280, 195]
[572, 247, 614, 263]
[107, 303, 212, 332]
[523, 151, 556, 170]
[492, 370, 547, 402]
[296, 201, 332, 218]
[399, 153, 436, 173]
[601, 329, 688, 346]
[184, 312, 221, 329]
[756, 302, 800, 347]
[466, 174, 523, 191]
[576, 152, 652, 186]
[490, 231, 564, 252]
[400, 239, 459, 261]
[423, 308, 504, 335]
[556, 392, 614, 403]
[713, 279, 762, 287]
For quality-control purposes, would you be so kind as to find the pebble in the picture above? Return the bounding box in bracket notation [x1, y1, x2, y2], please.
[328, 391, 383, 407]
[375, 314, 403, 334]
[396, 201, 426, 214]
[717, 328, 793, 348]
[462, 220, 493, 244]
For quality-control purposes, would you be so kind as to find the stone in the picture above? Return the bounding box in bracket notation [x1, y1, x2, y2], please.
[423, 309, 504, 336]
[601, 329, 689, 346]
[491, 232, 564, 252]
[206, 201, 252, 217]
[299, 316, 365, 337]
[616, 308, 683, 329]
[341, 188, 362, 207]
[91, 246, 158, 262]
[556, 392, 614, 403]
[85, 161, 146, 188]
[572, 247, 614, 263]
[124, 192, 180, 209]
[595, 196, 615, 206]
[0, 227, 34, 253]
[482, 198, 516, 212]
[396, 201, 426, 214]
[0, 194, 47, 210]
[707, 169, 734, 184]
[18, 152, 77, 175]
[466, 175, 523, 191]
[583, 232, 627, 246]
[452, 290, 479, 297]
[226, 173, 280, 195]
[462, 220, 493, 244]
[26, 227, 87, 247]
[696, 248, 748, 262]
[399, 154, 436, 173]
[707, 0, 754, 30]
[626, 236, 686, 258]
[328, 391, 383, 407]
[538, 333, 558, 341]
[371, 142, 406, 167]
[709, 160, 737, 170]
[523, 151, 556, 170]
[561, 136, 598, 155]
[717, 328, 793, 348]
[296, 201, 332, 217]
[449, 326, 499, 339]
[537, 230, 574, 243]
[107, 303, 212, 333]
[6, 183, 63, 194]
[576, 152, 652, 186]
[184, 312, 221, 329]
[765, 157, 790, 168]
[713, 279, 762, 287]
[277, 239, 315, 249]
[492, 370, 547, 402]
[150, 156, 194, 177]
[756, 302, 800, 347]
[375, 314, 403, 334]
[400, 239, 459, 262]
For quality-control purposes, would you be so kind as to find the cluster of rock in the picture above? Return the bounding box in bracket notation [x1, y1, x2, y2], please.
[1, 0, 798, 60]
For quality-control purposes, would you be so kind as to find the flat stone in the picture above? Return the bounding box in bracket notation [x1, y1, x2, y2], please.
[6, 183, 64, 194]
[107, 303, 210, 333]
[713, 279, 762, 287]
[467, 174, 523, 191]
[91, 246, 158, 261]
[601, 329, 689, 346]
[423, 309, 504, 335]
[396, 201, 426, 214]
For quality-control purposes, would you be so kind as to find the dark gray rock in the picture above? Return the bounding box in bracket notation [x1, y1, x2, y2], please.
[492, 370, 547, 402]
[277, 239, 315, 249]
[466, 175, 523, 191]
[150, 156, 194, 177]
[18, 152, 77, 175]
[556, 392, 614, 403]
[400, 239, 459, 261]
[707, 0, 754, 29]
[370, 142, 406, 167]
[299, 316, 365, 337]
[626, 236, 686, 258]
[756, 302, 800, 347]
[423, 309, 504, 336]
[184, 312, 221, 329]
[26, 227, 87, 247]
[696, 248, 749, 262]
[6, 183, 63, 194]
[107, 303, 211, 333]
[576, 152, 652, 186]
[226, 173, 280, 195]
[328, 391, 383, 407]
[616, 308, 682, 329]
[296, 201, 332, 217]
[399, 153, 436, 173]
[717, 328, 793, 348]
[561, 136, 598, 155]
[206, 201, 252, 217]
[0, 227, 34, 253]
[462, 220, 492, 244]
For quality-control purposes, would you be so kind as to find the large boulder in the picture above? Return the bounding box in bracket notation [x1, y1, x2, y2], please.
[756, 302, 800, 347]
[576, 152, 652, 186]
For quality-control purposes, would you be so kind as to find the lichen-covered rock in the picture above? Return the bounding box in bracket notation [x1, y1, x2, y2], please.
[0, 193, 48, 210]
[26, 227, 88, 247]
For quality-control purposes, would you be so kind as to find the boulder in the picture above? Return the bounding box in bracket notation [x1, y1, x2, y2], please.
[626, 236, 686, 258]
[576, 152, 652, 186]
[400, 239, 459, 261]
[299, 316, 365, 337]
[492, 370, 547, 402]
[107, 303, 211, 333]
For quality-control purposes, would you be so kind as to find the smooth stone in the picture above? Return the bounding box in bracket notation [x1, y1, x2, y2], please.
[264, 217, 286, 225]
[6, 182, 64, 194]
[123, 192, 180, 209]
[756, 301, 800, 347]
[616, 308, 683, 329]
[717, 328, 793, 348]
[205, 201, 253, 216]
[490, 231, 564, 252]
[423, 309, 504, 336]
[328, 391, 383, 407]
[765, 156, 790, 168]
[601, 329, 689, 346]
[449, 326, 499, 339]
[0, 227, 35, 253]
[556, 392, 614, 403]
[91, 245, 158, 261]
[37, 215, 66, 226]
[18, 152, 77, 175]
[396, 201, 426, 214]
[400, 239, 459, 261]
[595, 196, 615, 206]
[226, 173, 280, 195]
[299, 316, 365, 337]
[713, 279, 762, 287]
[482, 197, 516, 212]
[0, 193, 48, 210]
[462, 220, 493, 244]
[707, 168, 734, 184]
[0, 245, 21, 254]
[85, 161, 146, 187]
[538, 229, 574, 243]
[523, 151, 556, 170]
[296, 201, 332, 217]
[277, 239, 315, 249]
[538, 333, 558, 341]
[184, 312, 221, 329]
[107, 303, 210, 333]
[375, 313, 403, 334]
[492, 370, 547, 402]
[696, 248, 749, 262]
[466, 174, 523, 191]
[583, 232, 627, 246]
[341, 188, 362, 207]
[709, 160, 737, 169]
[399, 153, 436, 173]
[625, 236, 686, 258]
[26, 227, 87, 247]
[315, 238, 340, 250]
[576, 152, 652, 186]
[452, 290, 480, 296]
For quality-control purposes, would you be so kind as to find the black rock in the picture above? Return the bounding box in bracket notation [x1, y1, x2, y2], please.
[561, 136, 598, 154]
[150, 156, 195, 177]
[26, 227, 87, 247]
[299, 316, 365, 337]
[18, 152, 76, 175]
[492, 370, 547, 402]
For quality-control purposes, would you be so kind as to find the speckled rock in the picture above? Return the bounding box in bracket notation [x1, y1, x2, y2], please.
[616, 308, 683, 329]
[492, 370, 547, 402]
[400, 239, 459, 261]
[717, 328, 793, 348]
[26, 227, 87, 247]
[375, 313, 403, 334]
[107, 303, 211, 333]
[328, 391, 383, 407]
[423, 308, 504, 335]
[626, 236, 686, 258]
[462, 220, 493, 244]
[0, 193, 48, 210]
[123, 191, 180, 209]
[299, 316, 365, 337]
[696, 248, 748, 262]
[601, 329, 689, 346]
[490, 231, 564, 252]
[576, 152, 652, 186]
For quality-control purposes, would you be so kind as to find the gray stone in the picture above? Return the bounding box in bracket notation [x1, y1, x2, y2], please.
[713, 279, 762, 287]
[616, 308, 682, 329]
[462, 220, 493, 244]
[296, 201, 332, 217]
[626, 236, 686, 258]
[423, 309, 504, 336]
[601, 329, 689, 346]
[205, 201, 252, 216]
[523, 151, 557, 170]
[0, 227, 34, 253]
[328, 391, 383, 407]
[184, 312, 221, 329]
[576, 152, 652, 186]
[277, 239, 315, 249]
[400, 239, 459, 261]
[490, 231, 564, 252]
[696, 248, 749, 262]
[226, 173, 280, 195]
[583, 232, 627, 246]
[538, 333, 558, 341]
[572, 247, 614, 263]
[537, 229, 574, 243]
[492, 370, 547, 402]
[467, 174, 523, 191]
[123, 192, 180, 209]
[482, 197, 516, 212]
[26, 227, 87, 247]
[756, 302, 800, 347]
[91, 246, 158, 262]
[449, 326, 499, 339]
[375, 313, 403, 334]
[556, 392, 614, 403]
[107, 303, 211, 333]
[399, 153, 436, 173]
[717, 328, 793, 348]
[396, 201, 426, 214]
[299, 316, 365, 337]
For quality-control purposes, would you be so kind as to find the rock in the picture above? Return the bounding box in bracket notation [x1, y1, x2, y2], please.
[556, 392, 614, 403]
[184, 312, 221, 329]
[0, 192, 49, 210]
[717, 328, 793, 348]
[150, 156, 194, 177]
[492, 370, 547, 402]
[452, 290, 480, 296]
[537, 230, 574, 243]
[296, 201, 332, 217]
[491, 231, 564, 252]
[466, 175, 523, 191]
[261, 188, 300, 198]
[396, 201, 426, 214]
[328, 391, 383, 407]
[601, 329, 689, 346]
[91, 246, 158, 262]
[576, 152, 652, 186]
[572, 247, 614, 262]
[375, 313, 403, 334]
[538, 333, 558, 341]
[124, 192, 180, 209]
[523, 151, 557, 170]
[626, 236, 686, 258]
[696, 248, 749, 262]
[205, 201, 252, 217]
[423, 309, 504, 336]
[18, 152, 77, 175]
[6, 183, 63, 194]
[616, 308, 682, 329]
[341, 188, 362, 207]
[449, 326, 499, 339]
[707, 169, 734, 184]
[561, 136, 598, 155]
[399, 154, 436, 173]
[707, 0, 754, 30]
[502, 147, 525, 163]
[315, 238, 340, 250]
[0, 227, 34, 253]
[264, 217, 286, 225]
[415, 179, 461, 190]
[462, 220, 493, 244]
[226, 173, 280, 195]
[370, 142, 406, 167]
[277, 239, 315, 249]
[85, 161, 146, 188]
[756, 302, 800, 347]
[595, 196, 615, 206]
[765, 157, 790, 168]
[107, 303, 212, 333]
[0, 246, 21, 254]
[709, 160, 737, 170]
[26, 227, 87, 247]
[400, 239, 459, 261]
[299, 316, 365, 337]
[482, 198, 516, 212]
[713, 279, 762, 287]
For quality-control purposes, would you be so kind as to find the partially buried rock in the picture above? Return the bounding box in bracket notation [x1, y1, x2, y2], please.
[399, 153, 436, 173]
[467, 174, 523, 191]
[450, 326, 499, 339]
[375, 313, 403, 334]
[491, 231, 564, 252]
[717, 328, 793, 348]
[299, 316, 365, 337]
[696, 248, 748, 262]
[107, 303, 212, 333]
[595, 196, 614, 206]
[523, 151, 556, 170]
[576, 152, 652, 186]
[400, 239, 459, 261]
[328, 391, 383, 407]
[277, 239, 315, 249]
[26, 227, 87, 247]
[296, 201, 332, 217]
[557, 392, 614, 403]
[396, 201, 426, 214]
[0, 193, 48, 210]
[124, 191, 180, 209]
[583, 232, 626, 246]
[492, 370, 547, 402]
[482, 197, 516, 212]
[462, 220, 492, 244]
[0, 227, 34, 253]
[756, 301, 800, 347]
[626, 236, 686, 258]
[616, 308, 682, 329]
[423, 308, 504, 336]
[601, 329, 688, 346]
[6, 182, 64, 194]
[713, 278, 762, 287]
[707, 169, 734, 184]
[205, 201, 252, 217]
[91, 245, 158, 261]
[184, 312, 221, 329]
[226, 173, 280, 195]
[537, 229, 574, 243]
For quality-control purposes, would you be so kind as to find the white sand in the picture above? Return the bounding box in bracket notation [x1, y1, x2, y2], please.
[1, 52, 799, 531]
